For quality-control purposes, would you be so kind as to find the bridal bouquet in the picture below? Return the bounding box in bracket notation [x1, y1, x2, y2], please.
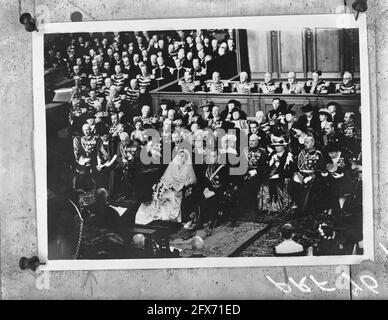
[152, 178, 174, 205]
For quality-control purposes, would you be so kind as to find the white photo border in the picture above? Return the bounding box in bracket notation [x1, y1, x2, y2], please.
[33, 13, 374, 271]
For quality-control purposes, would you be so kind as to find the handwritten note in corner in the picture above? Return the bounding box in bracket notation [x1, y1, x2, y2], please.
[265, 243, 388, 296]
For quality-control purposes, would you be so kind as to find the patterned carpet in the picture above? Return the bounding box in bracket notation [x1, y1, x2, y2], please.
[170, 221, 269, 257]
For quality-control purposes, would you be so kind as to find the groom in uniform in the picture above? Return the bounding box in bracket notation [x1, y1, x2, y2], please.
[197, 150, 229, 229]
[239, 134, 268, 212]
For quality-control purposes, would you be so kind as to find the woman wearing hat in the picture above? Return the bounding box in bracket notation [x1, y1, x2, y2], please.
[271, 106, 288, 137]
[321, 142, 354, 216]
[231, 107, 249, 132]
[85, 111, 97, 136]
[318, 108, 333, 130]
[284, 105, 297, 141]
[200, 101, 213, 123]
[155, 99, 173, 125]
[260, 135, 296, 212]
[220, 99, 247, 121]
[327, 102, 344, 129]
[297, 103, 320, 136]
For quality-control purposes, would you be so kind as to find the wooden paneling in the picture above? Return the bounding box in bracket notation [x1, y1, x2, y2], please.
[314, 28, 342, 77]
[343, 28, 360, 77]
[278, 30, 305, 78]
[244, 28, 360, 80]
[246, 30, 271, 78]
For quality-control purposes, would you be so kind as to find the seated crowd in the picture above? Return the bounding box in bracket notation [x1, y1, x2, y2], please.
[180, 69, 360, 94]
[45, 29, 237, 96]
[46, 29, 363, 257]
[68, 93, 363, 255]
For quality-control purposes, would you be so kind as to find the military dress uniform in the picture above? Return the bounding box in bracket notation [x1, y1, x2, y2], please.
[73, 134, 100, 191]
[239, 145, 268, 210]
[323, 151, 354, 211]
[336, 81, 358, 95]
[233, 81, 255, 94]
[289, 147, 326, 215]
[322, 132, 347, 156]
[282, 81, 306, 94]
[297, 148, 325, 178]
[305, 79, 331, 94]
[198, 163, 229, 226]
[341, 120, 361, 155]
[258, 81, 281, 94]
[179, 79, 200, 93]
[206, 81, 227, 93]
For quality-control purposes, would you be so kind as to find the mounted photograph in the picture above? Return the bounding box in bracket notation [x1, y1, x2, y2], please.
[32, 14, 373, 270]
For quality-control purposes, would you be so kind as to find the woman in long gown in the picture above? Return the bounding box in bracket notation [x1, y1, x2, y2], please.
[135, 149, 196, 225]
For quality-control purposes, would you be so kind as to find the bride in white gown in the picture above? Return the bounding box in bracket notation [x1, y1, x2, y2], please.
[135, 149, 196, 225]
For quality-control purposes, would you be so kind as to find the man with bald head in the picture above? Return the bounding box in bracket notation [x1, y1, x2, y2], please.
[129, 234, 148, 259]
[282, 71, 306, 94]
[190, 236, 206, 257]
[82, 188, 120, 230]
[322, 121, 346, 155]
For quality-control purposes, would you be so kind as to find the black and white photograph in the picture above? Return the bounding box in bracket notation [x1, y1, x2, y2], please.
[33, 15, 373, 270]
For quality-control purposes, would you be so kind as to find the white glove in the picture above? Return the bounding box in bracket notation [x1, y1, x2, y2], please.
[249, 169, 257, 177]
[303, 176, 313, 184]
